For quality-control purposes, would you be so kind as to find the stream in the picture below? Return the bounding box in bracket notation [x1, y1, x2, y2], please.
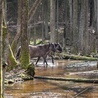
[4, 60, 98, 98]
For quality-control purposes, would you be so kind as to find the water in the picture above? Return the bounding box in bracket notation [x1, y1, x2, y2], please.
[4, 60, 98, 98]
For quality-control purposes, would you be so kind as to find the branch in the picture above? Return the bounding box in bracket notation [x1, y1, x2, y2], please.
[28, 0, 42, 23]
[34, 76, 98, 83]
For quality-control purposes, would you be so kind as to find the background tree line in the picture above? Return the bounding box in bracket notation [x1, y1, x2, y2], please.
[4, 0, 98, 56]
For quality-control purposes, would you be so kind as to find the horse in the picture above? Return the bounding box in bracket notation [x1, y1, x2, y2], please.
[16, 43, 56, 65]
[44, 43, 62, 64]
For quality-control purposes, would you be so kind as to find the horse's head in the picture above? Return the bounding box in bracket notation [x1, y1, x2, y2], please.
[54, 43, 62, 53]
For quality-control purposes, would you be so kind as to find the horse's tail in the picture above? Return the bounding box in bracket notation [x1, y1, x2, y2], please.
[16, 46, 21, 60]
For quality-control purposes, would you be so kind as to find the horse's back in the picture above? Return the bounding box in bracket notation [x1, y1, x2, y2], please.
[29, 45, 46, 58]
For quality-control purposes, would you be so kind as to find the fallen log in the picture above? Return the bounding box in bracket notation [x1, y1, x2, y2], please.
[34, 76, 98, 83]
[55, 53, 98, 61]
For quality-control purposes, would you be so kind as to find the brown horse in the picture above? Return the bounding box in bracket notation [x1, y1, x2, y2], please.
[16, 43, 56, 65]
[44, 43, 62, 64]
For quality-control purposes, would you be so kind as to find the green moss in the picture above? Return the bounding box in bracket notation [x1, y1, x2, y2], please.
[20, 49, 30, 69]
[25, 63, 35, 77]
[11, 41, 17, 54]
[2, 26, 7, 44]
[92, 45, 96, 53]
[63, 53, 98, 61]
[7, 45, 18, 71]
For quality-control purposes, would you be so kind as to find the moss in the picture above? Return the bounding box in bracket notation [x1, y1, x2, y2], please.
[2, 26, 18, 71]
[62, 53, 98, 61]
[2, 26, 7, 34]
[7, 45, 18, 71]
[11, 41, 17, 54]
[25, 63, 35, 77]
[20, 49, 30, 69]
[92, 45, 96, 53]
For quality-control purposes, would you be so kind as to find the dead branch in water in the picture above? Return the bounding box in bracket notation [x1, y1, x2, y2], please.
[34, 76, 98, 83]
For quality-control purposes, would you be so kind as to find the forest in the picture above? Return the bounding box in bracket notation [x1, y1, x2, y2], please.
[1, 0, 98, 98]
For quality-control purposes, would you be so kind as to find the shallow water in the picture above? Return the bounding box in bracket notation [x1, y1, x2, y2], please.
[4, 60, 98, 98]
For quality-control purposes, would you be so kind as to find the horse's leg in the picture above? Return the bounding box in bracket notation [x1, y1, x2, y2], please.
[51, 55, 54, 64]
[48, 54, 54, 64]
[43, 57, 48, 66]
[36, 57, 40, 65]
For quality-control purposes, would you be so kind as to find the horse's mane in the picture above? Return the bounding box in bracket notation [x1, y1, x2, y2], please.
[29, 43, 52, 50]
[38, 43, 50, 50]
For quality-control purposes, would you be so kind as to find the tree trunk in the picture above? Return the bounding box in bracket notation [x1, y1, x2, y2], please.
[78, 0, 86, 55]
[44, 0, 48, 39]
[33, 18, 36, 45]
[0, 0, 3, 97]
[89, 0, 94, 27]
[11, 0, 21, 54]
[83, 0, 89, 55]
[41, 1, 45, 42]
[1, 0, 17, 97]
[50, 0, 56, 43]
[2, 0, 18, 68]
[20, 0, 30, 69]
[94, 0, 98, 53]
[56, 0, 59, 43]
[69, 0, 73, 49]
[63, 0, 68, 49]
[72, 0, 79, 54]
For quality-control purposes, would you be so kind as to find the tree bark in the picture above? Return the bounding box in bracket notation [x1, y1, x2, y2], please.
[78, 0, 86, 55]
[0, 0, 3, 97]
[11, 0, 22, 54]
[50, 0, 56, 43]
[83, 0, 89, 55]
[1, 0, 17, 97]
[69, 0, 73, 48]
[44, 0, 48, 39]
[20, 0, 30, 69]
[72, 0, 79, 54]
[2, 0, 18, 68]
[95, 0, 98, 53]
[41, 1, 45, 42]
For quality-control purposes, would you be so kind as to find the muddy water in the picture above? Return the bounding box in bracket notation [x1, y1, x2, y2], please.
[5, 60, 98, 98]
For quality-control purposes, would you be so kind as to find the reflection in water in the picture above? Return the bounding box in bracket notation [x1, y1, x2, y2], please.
[5, 60, 98, 98]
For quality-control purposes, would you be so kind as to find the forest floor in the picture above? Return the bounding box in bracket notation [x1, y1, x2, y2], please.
[4, 59, 98, 98]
